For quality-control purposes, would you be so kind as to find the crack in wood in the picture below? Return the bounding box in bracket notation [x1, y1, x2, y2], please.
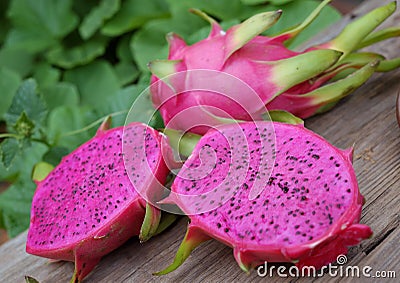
[363, 214, 399, 255]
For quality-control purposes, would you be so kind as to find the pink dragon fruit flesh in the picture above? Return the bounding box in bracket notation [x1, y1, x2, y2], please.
[156, 121, 372, 274]
[149, 0, 400, 134]
[26, 121, 170, 282]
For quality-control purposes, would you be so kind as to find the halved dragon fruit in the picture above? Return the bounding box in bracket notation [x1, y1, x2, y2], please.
[149, 0, 399, 134]
[156, 121, 372, 274]
[26, 121, 170, 282]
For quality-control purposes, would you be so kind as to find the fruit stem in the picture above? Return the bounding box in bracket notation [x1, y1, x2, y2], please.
[139, 203, 161, 243]
[30, 138, 51, 147]
[61, 110, 128, 137]
[0, 133, 20, 139]
[154, 213, 178, 236]
[153, 224, 211, 275]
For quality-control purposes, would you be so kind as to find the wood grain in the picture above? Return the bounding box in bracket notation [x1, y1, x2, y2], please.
[0, 0, 399, 282]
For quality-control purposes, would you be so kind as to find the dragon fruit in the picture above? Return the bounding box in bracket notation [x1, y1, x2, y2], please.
[26, 121, 170, 282]
[149, 0, 400, 134]
[156, 121, 372, 274]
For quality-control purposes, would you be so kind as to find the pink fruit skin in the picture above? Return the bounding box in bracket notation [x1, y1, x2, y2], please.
[151, 32, 301, 135]
[160, 122, 372, 273]
[26, 122, 169, 282]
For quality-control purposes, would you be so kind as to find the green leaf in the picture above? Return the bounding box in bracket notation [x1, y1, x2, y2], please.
[42, 82, 79, 110]
[4, 28, 57, 53]
[124, 83, 168, 128]
[101, 0, 170, 36]
[46, 36, 109, 69]
[32, 63, 61, 88]
[42, 146, 70, 166]
[130, 21, 170, 72]
[0, 178, 34, 237]
[13, 112, 35, 138]
[72, 0, 99, 18]
[64, 60, 120, 107]
[0, 48, 34, 77]
[1, 138, 21, 169]
[166, 0, 248, 21]
[6, 0, 79, 52]
[240, 0, 269, 5]
[0, 1, 11, 44]
[0, 143, 47, 236]
[267, 0, 295, 5]
[131, 0, 256, 71]
[0, 142, 47, 182]
[47, 106, 97, 150]
[97, 85, 140, 126]
[131, 14, 205, 71]
[117, 34, 135, 62]
[0, 68, 21, 119]
[79, 0, 121, 40]
[0, 161, 19, 182]
[5, 79, 48, 129]
[114, 62, 140, 86]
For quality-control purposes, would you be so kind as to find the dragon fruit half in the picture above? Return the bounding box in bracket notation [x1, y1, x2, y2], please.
[26, 121, 170, 282]
[156, 121, 372, 274]
[149, 0, 400, 134]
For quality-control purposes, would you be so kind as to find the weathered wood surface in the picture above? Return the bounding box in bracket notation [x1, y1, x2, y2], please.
[1, 0, 399, 282]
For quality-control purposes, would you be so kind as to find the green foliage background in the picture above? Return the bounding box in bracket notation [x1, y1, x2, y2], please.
[0, 0, 340, 237]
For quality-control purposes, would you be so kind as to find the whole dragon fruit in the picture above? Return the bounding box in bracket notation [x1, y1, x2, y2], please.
[149, 0, 399, 134]
[156, 121, 372, 274]
[26, 121, 170, 282]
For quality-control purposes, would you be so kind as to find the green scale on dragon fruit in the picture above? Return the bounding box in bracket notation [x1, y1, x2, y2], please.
[156, 121, 372, 274]
[149, 0, 400, 134]
[26, 121, 170, 283]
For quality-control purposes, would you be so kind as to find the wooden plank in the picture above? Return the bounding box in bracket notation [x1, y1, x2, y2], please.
[1, 0, 399, 282]
[355, 227, 399, 275]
